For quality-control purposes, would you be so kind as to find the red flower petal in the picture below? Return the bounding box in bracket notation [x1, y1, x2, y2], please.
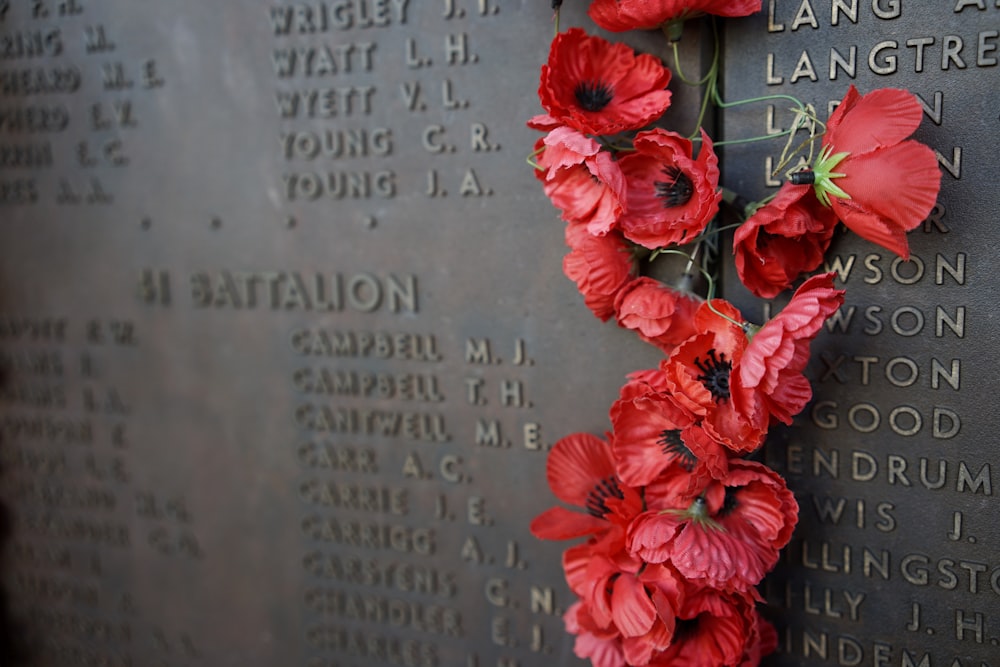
[589, 0, 762, 31]
[626, 511, 684, 564]
[612, 574, 657, 637]
[613, 277, 703, 354]
[564, 222, 636, 321]
[539, 28, 672, 135]
[546, 432, 616, 507]
[820, 86, 942, 259]
[830, 140, 941, 256]
[611, 391, 698, 486]
[825, 86, 925, 156]
[733, 182, 838, 298]
[618, 129, 721, 249]
[737, 273, 844, 426]
[531, 506, 610, 541]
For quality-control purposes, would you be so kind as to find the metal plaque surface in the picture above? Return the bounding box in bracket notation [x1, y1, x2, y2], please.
[721, 2, 1000, 665]
[0, 1, 996, 667]
[0, 2, 707, 666]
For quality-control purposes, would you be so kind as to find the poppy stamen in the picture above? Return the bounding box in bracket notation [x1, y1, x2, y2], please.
[574, 80, 614, 112]
[717, 487, 739, 518]
[694, 349, 731, 401]
[654, 165, 694, 208]
[585, 476, 625, 519]
[657, 429, 695, 470]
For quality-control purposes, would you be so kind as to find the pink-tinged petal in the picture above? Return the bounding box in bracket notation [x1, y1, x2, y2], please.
[669, 521, 771, 591]
[574, 631, 626, 667]
[543, 126, 603, 166]
[726, 461, 798, 547]
[739, 322, 792, 390]
[564, 224, 636, 321]
[737, 273, 842, 425]
[564, 542, 606, 596]
[825, 87, 925, 156]
[727, 483, 794, 546]
[544, 161, 625, 234]
[612, 575, 656, 637]
[613, 277, 703, 354]
[834, 141, 941, 239]
[765, 373, 813, 424]
[622, 621, 672, 665]
[626, 512, 684, 563]
[526, 113, 561, 131]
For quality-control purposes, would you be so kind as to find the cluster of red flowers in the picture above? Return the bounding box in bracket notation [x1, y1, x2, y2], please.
[529, 5, 941, 666]
[734, 86, 942, 297]
[530, 28, 719, 352]
[531, 275, 843, 666]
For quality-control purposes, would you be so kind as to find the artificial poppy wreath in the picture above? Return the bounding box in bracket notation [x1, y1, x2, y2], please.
[529, 4, 941, 667]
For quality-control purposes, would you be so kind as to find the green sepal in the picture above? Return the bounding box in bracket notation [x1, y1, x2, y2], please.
[812, 145, 850, 208]
[661, 496, 725, 532]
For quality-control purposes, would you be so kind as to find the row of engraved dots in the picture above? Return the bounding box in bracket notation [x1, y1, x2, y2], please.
[139, 215, 379, 230]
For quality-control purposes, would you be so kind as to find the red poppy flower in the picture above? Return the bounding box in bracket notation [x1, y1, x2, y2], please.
[531, 432, 643, 542]
[534, 127, 627, 235]
[799, 85, 941, 259]
[589, 0, 763, 32]
[627, 460, 798, 593]
[732, 182, 839, 298]
[565, 601, 626, 667]
[618, 129, 721, 249]
[564, 542, 684, 665]
[610, 377, 728, 488]
[647, 587, 773, 667]
[734, 272, 844, 429]
[613, 277, 703, 353]
[539, 28, 672, 136]
[655, 299, 765, 452]
[563, 221, 637, 321]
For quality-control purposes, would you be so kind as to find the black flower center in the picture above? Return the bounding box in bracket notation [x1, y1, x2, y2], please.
[574, 80, 614, 112]
[672, 616, 700, 641]
[654, 165, 694, 208]
[657, 429, 695, 471]
[585, 476, 625, 519]
[717, 487, 739, 518]
[694, 348, 731, 401]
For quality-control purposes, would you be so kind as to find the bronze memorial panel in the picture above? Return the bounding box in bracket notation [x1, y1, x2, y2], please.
[0, 1, 996, 666]
[721, 2, 999, 665]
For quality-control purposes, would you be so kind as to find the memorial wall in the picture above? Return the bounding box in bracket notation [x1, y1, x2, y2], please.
[0, 1, 996, 666]
[722, 2, 999, 665]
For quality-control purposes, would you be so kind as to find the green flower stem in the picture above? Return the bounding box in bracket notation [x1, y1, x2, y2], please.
[686, 19, 720, 141]
[669, 38, 715, 86]
[648, 247, 745, 331]
[526, 145, 544, 171]
[695, 221, 743, 238]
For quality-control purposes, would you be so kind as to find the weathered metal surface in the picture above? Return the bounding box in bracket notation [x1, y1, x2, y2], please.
[0, 2, 692, 665]
[721, 2, 1000, 665]
[0, 1, 996, 666]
